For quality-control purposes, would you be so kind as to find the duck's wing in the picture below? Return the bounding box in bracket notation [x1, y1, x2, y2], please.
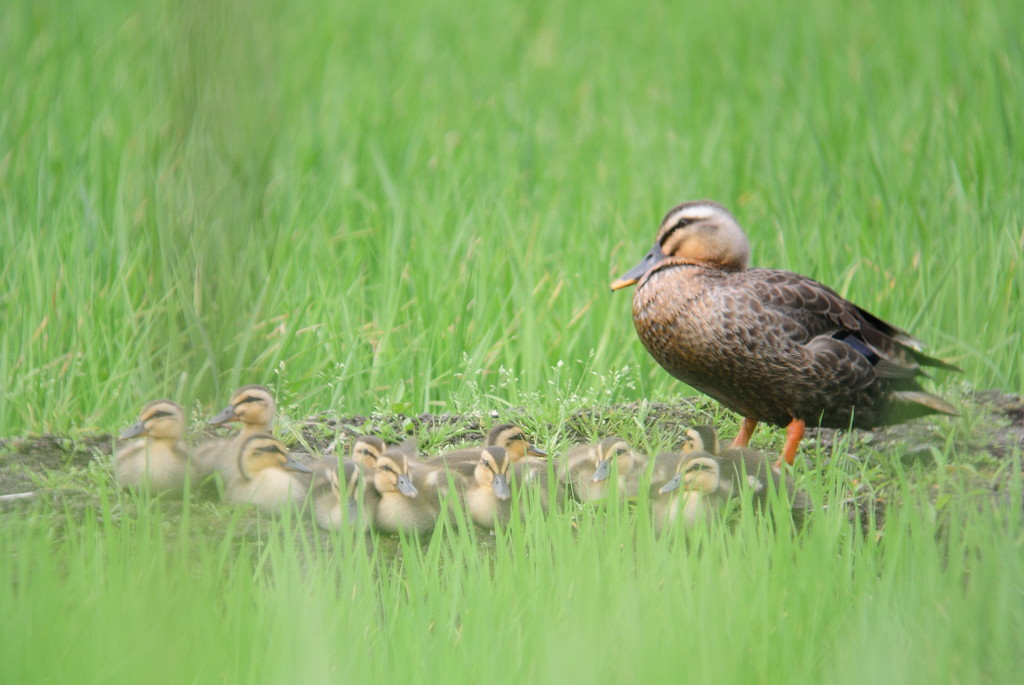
[740, 269, 957, 373]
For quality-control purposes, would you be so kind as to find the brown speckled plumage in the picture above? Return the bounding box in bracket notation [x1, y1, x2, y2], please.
[612, 201, 958, 460]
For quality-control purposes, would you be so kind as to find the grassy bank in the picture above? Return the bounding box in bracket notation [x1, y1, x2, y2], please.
[2, 430, 1021, 683]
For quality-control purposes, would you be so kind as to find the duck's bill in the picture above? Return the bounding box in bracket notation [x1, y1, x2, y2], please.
[283, 456, 313, 474]
[659, 474, 682, 495]
[397, 474, 419, 498]
[591, 459, 611, 483]
[208, 405, 237, 426]
[119, 421, 148, 440]
[493, 474, 511, 500]
[611, 243, 665, 291]
[526, 444, 547, 458]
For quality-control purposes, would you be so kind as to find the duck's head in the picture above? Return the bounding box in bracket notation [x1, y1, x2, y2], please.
[611, 201, 750, 291]
[209, 385, 275, 430]
[474, 446, 512, 501]
[236, 434, 313, 481]
[659, 451, 722, 496]
[592, 437, 633, 484]
[488, 423, 547, 461]
[119, 399, 185, 441]
[681, 425, 721, 455]
[374, 449, 418, 498]
[351, 436, 386, 470]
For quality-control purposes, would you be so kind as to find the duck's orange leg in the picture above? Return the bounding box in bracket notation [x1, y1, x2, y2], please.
[778, 418, 805, 466]
[732, 417, 759, 448]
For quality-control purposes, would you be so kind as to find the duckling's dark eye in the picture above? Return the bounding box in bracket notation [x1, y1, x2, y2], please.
[673, 218, 693, 230]
[614, 448, 627, 457]
[509, 434, 525, 442]
[149, 410, 173, 420]
[236, 396, 262, 406]
[256, 445, 284, 456]
[686, 463, 709, 473]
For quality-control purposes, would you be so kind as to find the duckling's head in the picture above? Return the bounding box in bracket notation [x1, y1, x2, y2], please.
[119, 399, 185, 441]
[611, 201, 750, 291]
[592, 437, 633, 483]
[681, 426, 721, 455]
[374, 449, 418, 498]
[659, 452, 722, 496]
[209, 385, 275, 429]
[474, 446, 512, 501]
[237, 434, 313, 481]
[351, 436, 386, 470]
[488, 424, 547, 461]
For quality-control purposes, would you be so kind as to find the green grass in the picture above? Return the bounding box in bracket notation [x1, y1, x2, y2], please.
[2, 0, 1021, 434]
[2, 437, 1022, 684]
[2, 0, 1023, 682]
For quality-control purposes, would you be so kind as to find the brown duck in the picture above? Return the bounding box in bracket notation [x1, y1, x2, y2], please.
[611, 201, 958, 464]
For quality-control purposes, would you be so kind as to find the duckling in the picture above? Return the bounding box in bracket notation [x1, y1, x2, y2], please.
[653, 435, 804, 532]
[426, 423, 547, 478]
[115, 399, 193, 494]
[311, 457, 378, 532]
[349, 435, 387, 471]
[462, 446, 514, 530]
[194, 384, 276, 483]
[650, 450, 725, 534]
[224, 434, 313, 514]
[560, 437, 648, 503]
[611, 201, 959, 465]
[371, 448, 445, 536]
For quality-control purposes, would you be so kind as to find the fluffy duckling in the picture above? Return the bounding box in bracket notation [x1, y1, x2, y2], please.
[311, 457, 378, 532]
[650, 449, 725, 534]
[349, 435, 387, 470]
[427, 423, 547, 478]
[115, 400, 194, 494]
[463, 446, 514, 530]
[684, 424, 810, 521]
[611, 201, 958, 464]
[560, 436, 648, 503]
[224, 434, 313, 514]
[194, 384, 276, 483]
[371, 448, 446, 536]
[652, 431, 804, 532]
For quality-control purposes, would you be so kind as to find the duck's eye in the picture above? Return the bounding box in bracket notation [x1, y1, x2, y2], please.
[686, 463, 709, 473]
[236, 396, 262, 406]
[614, 448, 627, 457]
[148, 410, 173, 420]
[380, 465, 393, 474]
[509, 434, 525, 442]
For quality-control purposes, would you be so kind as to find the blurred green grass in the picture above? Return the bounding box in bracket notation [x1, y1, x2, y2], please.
[1, 0, 1020, 436]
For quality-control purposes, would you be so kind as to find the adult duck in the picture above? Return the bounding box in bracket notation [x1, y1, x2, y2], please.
[612, 201, 958, 464]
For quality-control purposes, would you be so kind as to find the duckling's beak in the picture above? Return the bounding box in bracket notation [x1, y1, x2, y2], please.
[119, 421, 148, 440]
[592, 459, 611, 483]
[610, 243, 666, 291]
[397, 474, 419, 498]
[659, 474, 682, 495]
[527, 443, 547, 458]
[283, 456, 313, 474]
[493, 474, 511, 500]
[209, 405, 237, 426]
